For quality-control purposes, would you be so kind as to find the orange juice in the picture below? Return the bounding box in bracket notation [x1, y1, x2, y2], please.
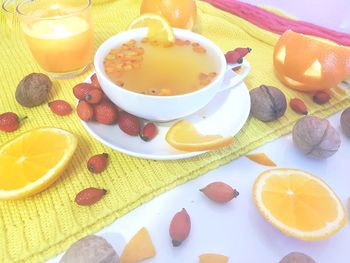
[23, 15, 93, 73]
[103, 38, 218, 96]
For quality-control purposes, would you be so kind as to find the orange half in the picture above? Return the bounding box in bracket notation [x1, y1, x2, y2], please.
[253, 168, 346, 240]
[0, 128, 77, 200]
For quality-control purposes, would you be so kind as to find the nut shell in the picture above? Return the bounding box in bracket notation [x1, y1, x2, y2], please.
[292, 116, 341, 159]
[60, 235, 119, 263]
[279, 252, 316, 263]
[16, 73, 52, 107]
[250, 85, 287, 121]
[340, 107, 350, 137]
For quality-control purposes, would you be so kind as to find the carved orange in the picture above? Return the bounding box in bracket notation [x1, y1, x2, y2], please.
[273, 30, 350, 92]
[140, 0, 197, 30]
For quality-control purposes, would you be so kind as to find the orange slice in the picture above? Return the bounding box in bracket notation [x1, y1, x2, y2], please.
[120, 227, 156, 263]
[165, 120, 234, 152]
[128, 13, 175, 43]
[253, 169, 346, 240]
[0, 128, 77, 200]
[199, 253, 229, 263]
[246, 153, 277, 167]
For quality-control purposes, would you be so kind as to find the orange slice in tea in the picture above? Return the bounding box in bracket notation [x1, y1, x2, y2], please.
[128, 13, 175, 43]
[166, 120, 234, 152]
[0, 128, 77, 200]
[253, 168, 347, 240]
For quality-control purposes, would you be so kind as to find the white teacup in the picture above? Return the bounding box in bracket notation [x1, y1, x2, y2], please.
[94, 28, 250, 122]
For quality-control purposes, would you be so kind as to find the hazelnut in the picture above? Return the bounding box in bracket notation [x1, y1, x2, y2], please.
[279, 252, 316, 263]
[15, 73, 52, 107]
[60, 235, 119, 263]
[250, 85, 287, 121]
[340, 107, 350, 138]
[292, 116, 341, 159]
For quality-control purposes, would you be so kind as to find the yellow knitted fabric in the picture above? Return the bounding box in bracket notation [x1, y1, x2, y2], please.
[0, 1, 349, 262]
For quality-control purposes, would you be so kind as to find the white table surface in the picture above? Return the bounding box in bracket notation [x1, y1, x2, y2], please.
[49, 1, 350, 262]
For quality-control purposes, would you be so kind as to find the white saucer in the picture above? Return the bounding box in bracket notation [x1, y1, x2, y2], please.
[80, 73, 251, 160]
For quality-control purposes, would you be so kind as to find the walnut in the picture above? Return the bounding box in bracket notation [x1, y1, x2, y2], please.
[250, 85, 287, 121]
[279, 252, 316, 263]
[340, 107, 350, 138]
[15, 73, 52, 107]
[292, 116, 341, 159]
[60, 235, 119, 263]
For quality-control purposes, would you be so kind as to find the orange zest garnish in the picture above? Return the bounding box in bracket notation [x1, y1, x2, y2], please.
[165, 120, 234, 152]
[246, 153, 277, 167]
[253, 168, 347, 240]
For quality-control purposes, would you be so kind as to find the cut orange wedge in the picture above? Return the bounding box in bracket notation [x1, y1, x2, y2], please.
[0, 128, 77, 200]
[128, 13, 175, 43]
[165, 120, 234, 152]
[253, 169, 347, 240]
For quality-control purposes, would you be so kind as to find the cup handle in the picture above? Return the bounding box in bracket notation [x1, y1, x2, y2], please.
[218, 59, 251, 92]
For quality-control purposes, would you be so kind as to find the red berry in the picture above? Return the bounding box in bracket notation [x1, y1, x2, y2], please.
[90, 73, 101, 89]
[0, 112, 25, 132]
[48, 100, 72, 116]
[233, 47, 252, 57]
[118, 112, 141, 136]
[140, 122, 158, 141]
[73, 83, 94, 100]
[87, 153, 109, 173]
[94, 101, 118, 125]
[225, 50, 243, 64]
[84, 88, 103, 104]
[77, 101, 94, 121]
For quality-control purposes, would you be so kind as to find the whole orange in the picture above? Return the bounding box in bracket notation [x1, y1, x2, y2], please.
[140, 0, 197, 30]
[273, 30, 350, 92]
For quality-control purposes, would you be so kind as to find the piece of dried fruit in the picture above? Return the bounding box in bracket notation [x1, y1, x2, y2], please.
[90, 73, 101, 89]
[15, 73, 52, 107]
[234, 47, 252, 57]
[313, 91, 330, 104]
[200, 182, 239, 203]
[292, 116, 341, 159]
[77, 101, 94, 121]
[279, 252, 316, 263]
[87, 153, 109, 173]
[245, 153, 277, 166]
[290, 98, 308, 115]
[0, 112, 26, 132]
[250, 85, 287, 122]
[340, 107, 350, 138]
[60, 235, 119, 263]
[199, 253, 229, 263]
[75, 187, 107, 206]
[118, 112, 141, 136]
[120, 228, 156, 263]
[225, 50, 243, 64]
[73, 83, 94, 100]
[94, 101, 118, 125]
[49, 100, 73, 116]
[85, 88, 103, 104]
[140, 122, 158, 141]
[169, 208, 191, 247]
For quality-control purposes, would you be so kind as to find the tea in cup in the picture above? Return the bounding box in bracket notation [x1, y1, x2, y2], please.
[94, 28, 250, 121]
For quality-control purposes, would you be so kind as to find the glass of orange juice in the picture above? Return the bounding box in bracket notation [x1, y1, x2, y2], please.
[16, 0, 93, 78]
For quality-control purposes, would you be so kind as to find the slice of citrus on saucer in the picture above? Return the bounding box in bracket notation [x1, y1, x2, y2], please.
[128, 13, 175, 43]
[165, 120, 234, 152]
[253, 168, 346, 240]
[0, 128, 77, 200]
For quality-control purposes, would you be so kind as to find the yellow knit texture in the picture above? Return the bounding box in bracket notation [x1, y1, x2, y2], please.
[0, 1, 349, 262]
